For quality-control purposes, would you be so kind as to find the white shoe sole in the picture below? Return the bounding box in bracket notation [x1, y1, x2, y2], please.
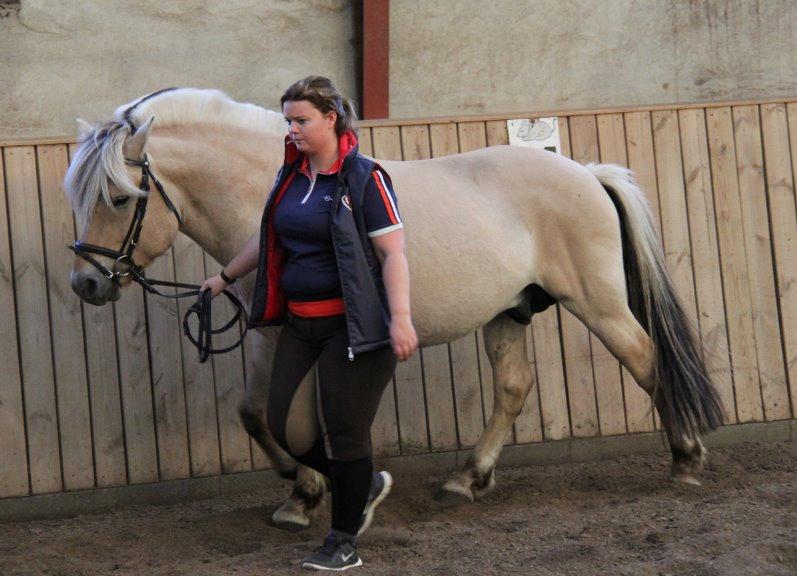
[357, 470, 393, 536]
[302, 557, 363, 571]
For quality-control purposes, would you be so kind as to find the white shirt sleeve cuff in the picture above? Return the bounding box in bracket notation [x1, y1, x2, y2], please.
[367, 222, 404, 238]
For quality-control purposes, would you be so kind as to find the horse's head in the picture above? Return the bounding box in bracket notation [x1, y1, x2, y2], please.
[64, 113, 182, 305]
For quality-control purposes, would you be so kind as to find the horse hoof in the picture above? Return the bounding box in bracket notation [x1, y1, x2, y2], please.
[434, 482, 474, 506]
[472, 470, 496, 499]
[670, 473, 701, 486]
[272, 501, 310, 532]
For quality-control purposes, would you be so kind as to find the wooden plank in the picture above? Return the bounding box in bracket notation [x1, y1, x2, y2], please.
[358, 127, 373, 157]
[485, 120, 509, 146]
[399, 125, 431, 161]
[240, 327, 274, 471]
[733, 105, 790, 421]
[144, 250, 190, 480]
[0, 148, 30, 497]
[204, 254, 253, 472]
[394, 125, 432, 455]
[706, 107, 762, 422]
[760, 103, 797, 420]
[677, 109, 735, 427]
[172, 234, 221, 476]
[623, 112, 660, 431]
[114, 287, 159, 483]
[419, 345, 458, 451]
[36, 144, 94, 490]
[364, 125, 402, 457]
[67, 142, 126, 488]
[560, 115, 600, 438]
[4, 146, 62, 494]
[371, 126, 403, 161]
[457, 121, 487, 152]
[429, 123, 459, 158]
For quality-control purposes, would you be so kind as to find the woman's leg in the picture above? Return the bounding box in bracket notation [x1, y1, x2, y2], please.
[316, 335, 398, 538]
[266, 317, 329, 476]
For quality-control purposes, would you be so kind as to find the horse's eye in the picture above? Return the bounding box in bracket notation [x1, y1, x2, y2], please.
[112, 196, 130, 208]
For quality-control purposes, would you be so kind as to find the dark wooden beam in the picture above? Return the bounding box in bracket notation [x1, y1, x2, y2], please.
[360, 0, 390, 119]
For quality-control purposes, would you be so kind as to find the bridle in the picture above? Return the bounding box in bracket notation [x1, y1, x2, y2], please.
[68, 153, 248, 363]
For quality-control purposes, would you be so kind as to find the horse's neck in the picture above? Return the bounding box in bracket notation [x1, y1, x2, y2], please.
[155, 125, 284, 265]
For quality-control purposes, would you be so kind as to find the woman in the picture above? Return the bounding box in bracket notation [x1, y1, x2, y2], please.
[201, 75, 418, 571]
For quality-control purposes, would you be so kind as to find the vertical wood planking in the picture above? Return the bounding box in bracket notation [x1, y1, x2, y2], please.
[533, 118, 572, 441]
[114, 288, 159, 483]
[425, 123, 462, 451]
[366, 126, 403, 457]
[36, 145, 95, 490]
[560, 115, 600, 437]
[485, 120, 509, 146]
[358, 127, 373, 157]
[451, 122, 489, 448]
[172, 234, 221, 476]
[677, 110, 735, 425]
[622, 112, 660, 431]
[787, 102, 797, 416]
[732, 106, 790, 421]
[706, 107, 761, 422]
[204, 254, 253, 472]
[395, 125, 431, 454]
[4, 146, 62, 494]
[0, 147, 30, 497]
[145, 250, 191, 480]
[760, 103, 797, 420]
[68, 143, 127, 488]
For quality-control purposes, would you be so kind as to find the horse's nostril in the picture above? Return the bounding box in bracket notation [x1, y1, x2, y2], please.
[84, 277, 98, 297]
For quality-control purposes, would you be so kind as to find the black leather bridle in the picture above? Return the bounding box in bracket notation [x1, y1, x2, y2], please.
[68, 153, 248, 363]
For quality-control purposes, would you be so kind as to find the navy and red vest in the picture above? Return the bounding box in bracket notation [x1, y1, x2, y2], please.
[247, 130, 395, 359]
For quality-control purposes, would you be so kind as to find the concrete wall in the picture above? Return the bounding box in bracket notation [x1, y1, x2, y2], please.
[390, 0, 797, 118]
[2, 0, 796, 138]
[0, 0, 355, 138]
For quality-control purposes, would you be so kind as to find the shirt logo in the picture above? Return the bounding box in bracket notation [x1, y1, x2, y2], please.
[323, 195, 333, 202]
[341, 194, 352, 212]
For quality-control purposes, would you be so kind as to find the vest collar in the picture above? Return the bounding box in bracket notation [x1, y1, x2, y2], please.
[283, 130, 359, 176]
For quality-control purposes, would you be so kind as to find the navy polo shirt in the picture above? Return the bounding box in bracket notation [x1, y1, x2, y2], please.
[273, 161, 403, 302]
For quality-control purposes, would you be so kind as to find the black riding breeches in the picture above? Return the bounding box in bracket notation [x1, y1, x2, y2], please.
[265, 312, 397, 536]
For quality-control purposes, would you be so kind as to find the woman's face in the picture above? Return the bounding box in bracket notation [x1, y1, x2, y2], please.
[283, 100, 337, 155]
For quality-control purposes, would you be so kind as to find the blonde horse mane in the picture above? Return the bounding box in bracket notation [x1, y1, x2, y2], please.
[64, 87, 286, 226]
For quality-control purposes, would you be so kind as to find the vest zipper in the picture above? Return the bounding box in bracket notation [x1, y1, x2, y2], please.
[300, 176, 316, 204]
[348, 346, 354, 362]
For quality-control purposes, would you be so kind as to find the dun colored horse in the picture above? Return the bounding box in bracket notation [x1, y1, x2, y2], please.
[65, 88, 723, 531]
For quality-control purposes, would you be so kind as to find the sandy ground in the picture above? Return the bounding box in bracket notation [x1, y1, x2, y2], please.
[1, 441, 794, 576]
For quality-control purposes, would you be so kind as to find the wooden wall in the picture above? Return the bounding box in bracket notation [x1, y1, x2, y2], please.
[1, 98, 795, 500]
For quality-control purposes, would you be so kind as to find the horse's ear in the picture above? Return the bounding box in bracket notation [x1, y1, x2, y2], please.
[76, 118, 94, 137]
[123, 114, 155, 160]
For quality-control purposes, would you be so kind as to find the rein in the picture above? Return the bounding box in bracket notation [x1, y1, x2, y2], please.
[68, 153, 247, 363]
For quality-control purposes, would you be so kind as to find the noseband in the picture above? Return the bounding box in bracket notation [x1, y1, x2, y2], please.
[69, 153, 247, 363]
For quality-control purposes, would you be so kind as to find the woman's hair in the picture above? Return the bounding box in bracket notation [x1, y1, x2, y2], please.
[280, 75, 358, 137]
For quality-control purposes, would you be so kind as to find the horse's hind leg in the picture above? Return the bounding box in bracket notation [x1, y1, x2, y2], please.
[559, 289, 706, 485]
[238, 329, 327, 530]
[435, 312, 532, 503]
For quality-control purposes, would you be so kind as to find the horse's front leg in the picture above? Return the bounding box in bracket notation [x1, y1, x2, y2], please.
[239, 328, 327, 530]
[435, 313, 532, 504]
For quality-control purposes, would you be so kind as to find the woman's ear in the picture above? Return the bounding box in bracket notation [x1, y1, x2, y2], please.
[326, 110, 338, 129]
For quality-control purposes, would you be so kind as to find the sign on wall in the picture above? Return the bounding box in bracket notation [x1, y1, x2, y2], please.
[507, 117, 561, 154]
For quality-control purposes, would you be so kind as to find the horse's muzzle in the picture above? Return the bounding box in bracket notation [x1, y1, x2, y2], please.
[70, 267, 121, 305]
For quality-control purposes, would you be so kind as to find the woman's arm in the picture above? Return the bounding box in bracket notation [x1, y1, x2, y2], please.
[371, 229, 418, 361]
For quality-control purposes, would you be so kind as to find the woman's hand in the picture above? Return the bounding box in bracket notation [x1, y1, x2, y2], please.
[390, 314, 419, 362]
[199, 274, 229, 298]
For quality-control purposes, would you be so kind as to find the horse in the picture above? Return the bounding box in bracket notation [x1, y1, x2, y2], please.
[64, 88, 724, 531]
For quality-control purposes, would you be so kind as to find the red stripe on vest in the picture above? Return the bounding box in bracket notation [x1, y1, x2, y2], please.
[372, 171, 398, 225]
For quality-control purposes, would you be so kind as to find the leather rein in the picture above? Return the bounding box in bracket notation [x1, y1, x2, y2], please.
[68, 153, 248, 363]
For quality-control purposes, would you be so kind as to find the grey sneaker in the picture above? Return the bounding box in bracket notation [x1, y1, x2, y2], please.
[301, 533, 362, 571]
[357, 470, 393, 536]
